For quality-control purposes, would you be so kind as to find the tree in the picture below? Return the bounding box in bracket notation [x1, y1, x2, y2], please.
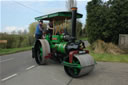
[76, 20, 82, 37]
[28, 22, 38, 36]
[11, 30, 16, 34]
[23, 29, 28, 35]
[86, 0, 128, 44]
[18, 30, 22, 35]
[108, 0, 128, 43]
[86, 0, 103, 44]
[83, 24, 88, 37]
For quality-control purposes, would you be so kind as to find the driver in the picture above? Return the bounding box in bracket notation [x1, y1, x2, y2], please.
[47, 20, 53, 35]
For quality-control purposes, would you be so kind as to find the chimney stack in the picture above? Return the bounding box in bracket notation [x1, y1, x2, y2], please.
[71, 7, 77, 38]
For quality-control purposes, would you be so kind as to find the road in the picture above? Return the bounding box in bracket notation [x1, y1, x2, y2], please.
[0, 51, 37, 85]
[0, 41, 128, 85]
[0, 51, 36, 79]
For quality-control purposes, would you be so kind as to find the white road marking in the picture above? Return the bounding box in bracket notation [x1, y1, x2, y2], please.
[26, 65, 35, 70]
[1, 73, 17, 81]
[0, 58, 14, 63]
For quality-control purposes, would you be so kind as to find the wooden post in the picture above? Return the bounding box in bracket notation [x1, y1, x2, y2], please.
[0, 40, 8, 48]
[0, 40, 7, 44]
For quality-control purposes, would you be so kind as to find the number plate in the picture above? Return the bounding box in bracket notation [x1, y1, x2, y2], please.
[79, 51, 85, 54]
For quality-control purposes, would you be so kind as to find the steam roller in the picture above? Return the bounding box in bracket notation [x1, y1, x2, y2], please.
[32, 7, 95, 78]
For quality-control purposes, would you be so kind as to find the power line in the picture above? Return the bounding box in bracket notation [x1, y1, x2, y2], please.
[14, 1, 43, 14]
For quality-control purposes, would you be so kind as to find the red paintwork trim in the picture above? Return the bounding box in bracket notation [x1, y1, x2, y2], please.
[85, 50, 89, 53]
[69, 51, 78, 63]
[45, 53, 52, 59]
[52, 38, 57, 40]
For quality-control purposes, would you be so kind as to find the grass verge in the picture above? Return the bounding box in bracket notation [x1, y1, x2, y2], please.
[86, 47, 128, 63]
[0, 46, 32, 55]
[90, 52, 128, 63]
[79, 37, 88, 41]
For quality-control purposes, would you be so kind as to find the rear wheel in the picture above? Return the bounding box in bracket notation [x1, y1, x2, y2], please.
[35, 41, 46, 65]
[35, 39, 51, 65]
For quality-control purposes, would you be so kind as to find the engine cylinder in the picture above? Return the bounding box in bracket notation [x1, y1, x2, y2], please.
[55, 42, 67, 54]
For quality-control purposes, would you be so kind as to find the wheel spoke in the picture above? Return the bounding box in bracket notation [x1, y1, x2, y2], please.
[72, 60, 79, 75]
[64, 57, 81, 77]
[74, 68, 78, 75]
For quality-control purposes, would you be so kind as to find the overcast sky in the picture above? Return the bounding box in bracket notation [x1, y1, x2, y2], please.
[0, 0, 92, 33]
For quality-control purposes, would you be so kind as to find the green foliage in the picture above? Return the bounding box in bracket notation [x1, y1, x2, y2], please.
[82, 25, 87, 37]
[86, 0, 128, 44]
[91, 52, 128, 63]
[86, 46, 128, 63]
[79, 37, 88, 41]
[66, 20, 82, 38]
[0, 33, 35, 49]
[20, 36, 30, 47]
[76, 20, 82, 37]
[28, 22, 38, 35]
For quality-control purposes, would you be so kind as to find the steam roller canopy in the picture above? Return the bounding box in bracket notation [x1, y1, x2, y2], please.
[64, 54, 95, 78]
[35, 39, 50, 65]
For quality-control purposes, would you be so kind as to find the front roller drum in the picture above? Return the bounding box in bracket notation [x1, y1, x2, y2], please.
[64, 54, 95, 78]
[35, 39, 50, 65]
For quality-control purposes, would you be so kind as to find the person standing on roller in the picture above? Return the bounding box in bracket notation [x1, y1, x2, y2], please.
[35, 20, 44, 40]
[47, 20, 53, 35]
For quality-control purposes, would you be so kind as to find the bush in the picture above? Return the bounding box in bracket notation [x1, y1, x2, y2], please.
[0, 33, 35, 49]
[86, 0, 128, 44]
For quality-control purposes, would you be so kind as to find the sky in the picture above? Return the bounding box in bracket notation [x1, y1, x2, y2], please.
[0, 0, 92, 33]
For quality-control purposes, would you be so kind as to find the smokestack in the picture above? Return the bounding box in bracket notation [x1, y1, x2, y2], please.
[71, 7, 77, 38]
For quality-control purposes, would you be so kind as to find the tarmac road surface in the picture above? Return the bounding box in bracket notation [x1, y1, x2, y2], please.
[0, 51, 36, 80]
[0, 41, 128, 85]
[1, 57, 128, 85]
